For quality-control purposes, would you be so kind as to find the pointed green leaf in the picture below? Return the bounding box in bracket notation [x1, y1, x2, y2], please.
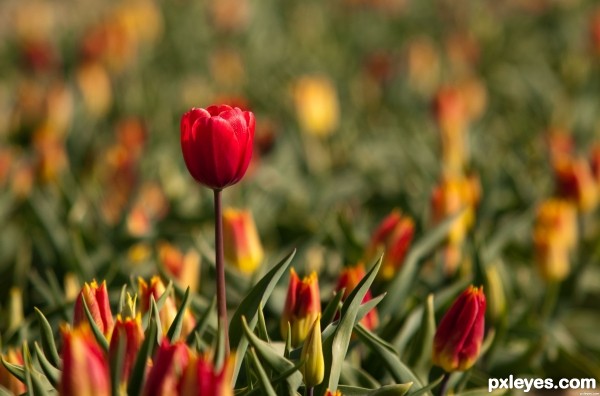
[248, 348, 278, 396]
[167, 287, 191, 343]
[230, 249, 296, 384]
[127, 317, 157, 396]
[406, 294, 435, 381]
[110, 331, 127, 396]
[34, 308, 60, 367]
[186, 296, 216, 345]
[257, 305, 270, 342]
[150, 296, 163, 343]
[34, 342, 60, 387]
[321, 289, 344, 328]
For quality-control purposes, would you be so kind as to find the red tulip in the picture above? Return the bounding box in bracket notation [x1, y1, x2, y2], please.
[142, 340, 190, 396]
[280, 269, 321, 347]
[180, 105, 255, 190]
[73, 280, 114, 338]
[432, 285, 486, 372]
[109, 314, 144, 386]
[335, 264, 379, 330]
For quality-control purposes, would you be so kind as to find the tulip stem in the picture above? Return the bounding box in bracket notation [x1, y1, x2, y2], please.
[439, 372, 451, 396]
[305, 387, 314, 396]
[214, 188, 230, 356]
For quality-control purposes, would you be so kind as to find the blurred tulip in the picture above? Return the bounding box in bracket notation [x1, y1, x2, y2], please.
[60, 325, 111, 396]
[7, 288, 24, 334]
[533, 199, 578, 282]
[406, 36, 440, 95]
[210, 49, 246, 87]
[485, 262, 506, 322]
[553, 156, 598, 213]
[301, 316, 324, 387]
[223, 208, 264, 274]
[73, 280, 114, 338]
[294, 76, 339, 138]
[0, 348, 26, 395]
[158, 242, 201, 292]
[281, 269, 321, 347]
[76, 62, 112, 118]
[546, 128, 574, 166]
[138, 276, 195, 338]
[365, 210, 414, 281]
[433, 86, 468, 173]
[209, 0, 251, 32]
[335, 264, 379, 330]
[591, 144, 600, 187]
[325, 390, 343, 396]
[178, 352, 234, 396]
[126, 182, 169, 237]
[590, 7, 600, 55]
[64, 273, 81, 302]
[109, 314, 144, 386]
[180, 105, 255, 190]
[142, 340, 190, 396]
[432, 285, 486, 372]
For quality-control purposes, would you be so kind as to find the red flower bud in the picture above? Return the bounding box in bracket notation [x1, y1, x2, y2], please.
[553, 156, 598, 213]
[109, 314, 144, 385]
[180, 105, 254, 190]
[433, 285, 486, 372]
[335, 264, 379, 330]
[280, 269, 321, 347]
[365, 210, 414, 280]
[143, 340, 190, 396]
[60, 325, 111, 396]
[73, 280, 114, 337]
[178, 353, 234, 396]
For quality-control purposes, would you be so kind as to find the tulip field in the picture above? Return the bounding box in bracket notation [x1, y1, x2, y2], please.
[1, 0, 600, 395]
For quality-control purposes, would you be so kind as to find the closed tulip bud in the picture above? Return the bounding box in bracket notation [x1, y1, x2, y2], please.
[553, 157, 598, 213]
[280, 269, 321, 347]
[73, 280, 114, 338]
[325, 391, 343, 396]
[335, 264, 378, 330]
[365, 210, 414, 281]
[433, 285, 486, 372]
[109, 314, 144, 386]
[180, 105, 254, 190]
[301, 315, 324, 387]
[223, 208, 264, 274]
[138, 276, 196, 339]
[142, 340, 190, 396]
[0, 348, 26, 395]
[158, 241, 201, 292]
[60, 325, 111, 396]
[533, 199, 578, 282]
[178, 353, 234, 396]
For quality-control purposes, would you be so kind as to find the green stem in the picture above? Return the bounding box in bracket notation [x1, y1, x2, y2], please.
[214, 188, 230, 356]
[439, 372, 452, 396]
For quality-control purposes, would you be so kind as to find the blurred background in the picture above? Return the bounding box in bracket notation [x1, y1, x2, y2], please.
[1, 0, 600, 384]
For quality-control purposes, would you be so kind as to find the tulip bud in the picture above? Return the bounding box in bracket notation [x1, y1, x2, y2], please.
[158, 241, 201, 292]
[553, 157, 598, 213]
[73, 280, 114, 338]
[138, 276, 196, 339]
[223, 208, 264, 274]
[0, 348, 26, 395]
[178, 353, 234, 396]
[280, 269, 321, 347]
[365, 210, 414, 281]
[180, 105, 254, 190]
[109, 314, 144, 386]
[142, 340, 190, 396]
[293, 76, 340, 138]
[335, 264, 378, 330]
[325, 391, 343, 396]
[533, 199, 578, 282]
[432, 285, 486, 372]
[60, 325, 111, 396]
[301, 315, 324, 387]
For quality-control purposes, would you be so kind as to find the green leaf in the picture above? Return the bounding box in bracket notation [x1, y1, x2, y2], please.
[354, 324, 424, 393]
[406, 294, 435, 381]
[186, 296, 216, 345]
[241, 316, 303, 394]
[380, 213, 461, 318]
[81, 296, 109, 352]
[150, 296, 163, 343]
[321, 289, 344, 327]
[34, 307, 61, 368]
[257, 305, 270, 342]
[230, 249, 296, 384]
[316, 256, 381, 396]
[336, 383, 413, 396]
[110, 330, 127, 396]
[127, 317, 157, 396]
[0, 358, 25, 382]
[248, 348, 278, 396]
[166, 287, 191, 343]
[34, 342, 60, 387]
[23, 342, 49, 396]
[410, 376, 444, 396]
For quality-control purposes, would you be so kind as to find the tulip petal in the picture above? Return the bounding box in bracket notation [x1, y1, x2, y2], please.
[207, 104, 233, 117]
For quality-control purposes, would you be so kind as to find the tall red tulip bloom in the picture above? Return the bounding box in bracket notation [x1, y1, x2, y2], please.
[180, 105, 254, 190]
[433, 285, 486, 372]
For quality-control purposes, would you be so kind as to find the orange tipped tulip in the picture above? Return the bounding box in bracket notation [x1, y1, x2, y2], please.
[0, 348, 26, 395]
[178, 353, 234, 396]
[73, 280, 114, 338]
[554, 156, 598, 213]
[280, 269, 321, 347]
[109, 314, 144, 386]
[59, 326, 111, 396]
[223, 208, 264, 274]
[142, 340, 190, 396]
[433, 286, 486, 372]
[365, 210, 414, 281]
